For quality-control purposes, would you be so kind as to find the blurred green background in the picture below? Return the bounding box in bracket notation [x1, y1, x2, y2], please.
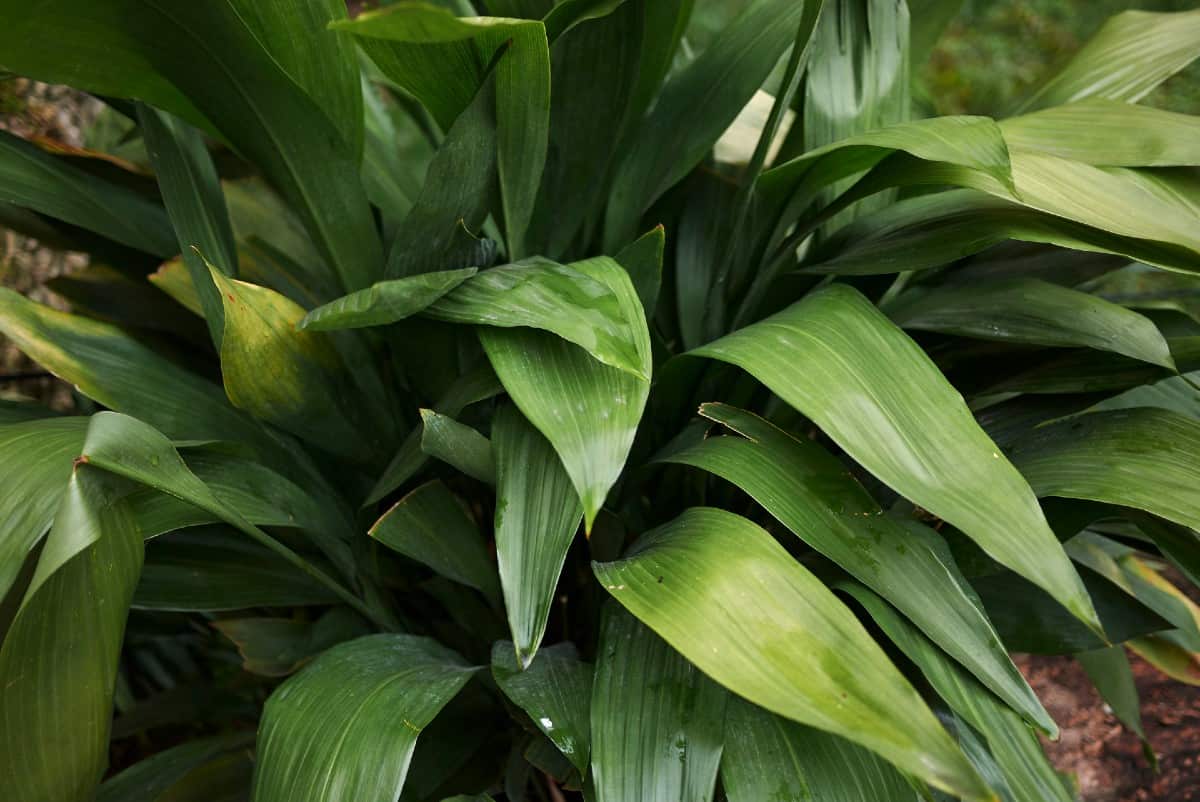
[917, 0, 1200, 115]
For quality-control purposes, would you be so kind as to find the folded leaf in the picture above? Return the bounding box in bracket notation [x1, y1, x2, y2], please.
[419, 410, 496, 485]
[492, 403, 582, 665]
[1012, 9, 1200, 113]
[885, 278, 1174, 368]
[492, 641, 592, 771]
[481, 258, 650, 529]
[692, 284, 1101, 634]
[594, 507, 992, 800]
[0, 467, 143, 802]
[663, 403, 1053, 734]
[252, 634, 478, 802]
[370, 480, 499, 600]
[722, 696, 924, 802]
[428, 256, 649, 377]
[299, 269, 478, 331]
[590, 605, 725, 802]
[96, 733, 255, 802]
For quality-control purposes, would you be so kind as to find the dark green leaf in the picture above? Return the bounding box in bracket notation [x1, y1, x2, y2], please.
[1077, 646, 1146, 741]
[419, 410, 496, 485]
[213, 608, 371, 677]
[298, 268, 478, 331]
[492, 641, 592, 772]
[96, 734, 255, 802]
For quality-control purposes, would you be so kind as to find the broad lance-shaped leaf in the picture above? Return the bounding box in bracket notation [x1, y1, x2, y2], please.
[662, 403, 1053, 735]
[614, 224, 665, 317]
[493, 403, 582, 666]
[843, 584, 1072, 802]
[1009, 408, 1200, 536]
[0, 130, 174, 256]
[427, 256, 648, 378]
[594, 508, 993, 800]
[370, 480, 500, 601]
[1011, 8, 1200, 113]
[213, 608, 370, 678]
[481, 257, 651, 529]
[1076, 646, 1147, 745]
[419, 410, 496, 485]
[0, 289, 273, 451]
[492, 641, 592, 771]
[0, 416, 87, 600]
[1000, 100, 1200, 167]
[0, 466, 143, 802]
[210, 269, 375, 462]
[252, 634, 478, 802]
[335, 5, 549, 258]
[138, 104, 239, 347]
[692, 285, 1102, 635]
[721, 697, 924, 802]
[590, 605, 726, 802]
[604, 0, 810, 249]
[96, 733, 256, 802]
[884, 278, 1174, 368]
[298, 268, 478, 331]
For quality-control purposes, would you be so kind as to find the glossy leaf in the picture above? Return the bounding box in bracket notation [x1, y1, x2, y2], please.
[1010, 408, 1200, 534]
[614, 224, 666, 317]
[335, 5, 550, 257]
[885, 278, 1174, 367]
[590, 605, 725, 802]
[298, 268, 478, 331]
[492, 641, 592, 771]
[604, 0, 810, 248]
[211, 269, 372, 461]
[844, 584, 1070, 802]
[0, 467, 143, 802]
[96, 734, 255, 802]
[213, 609, 370, 677]
[481, 258, 650, 529]
[664, 403, 1053, 734]
[492, 403, 582, 666]
[0, 417, 87, 600]
[594, 507, 992, 800]
[370, 480, 499, 600]
[428, 256, 649, 377]
[252, 634, 478, 802]
[721, 697, 923, 802]
[419, 410, 496, 485]
[692, 284, 1101, 634]
[1012, 8, 1200, 113]
[0, 130, 174, 256]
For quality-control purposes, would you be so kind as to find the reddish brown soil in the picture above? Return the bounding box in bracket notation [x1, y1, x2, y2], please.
[1018, 653, 1200, 801]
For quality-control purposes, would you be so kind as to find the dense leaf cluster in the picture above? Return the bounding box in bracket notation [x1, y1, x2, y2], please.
[1, 1, 1200, 801]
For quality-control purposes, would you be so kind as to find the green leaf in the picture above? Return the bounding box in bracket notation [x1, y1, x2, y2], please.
[1010, 408, 1200, 534]
[96, 734, 255, 802]
[367, 364, 505, 505]
[721, 696, 924, 802]
[428, 256, 649, 377]
[492, 641, 592, 771]
[801, 0, 910, 228]
[138, 105, 239, 346]
[335, 4, 550, 258]
[908, 0, 963, 63]
[692, 284, 1101, 635]
[135, 527, 341, 611]
[542, 0, 629, 41]
[0, 467, 144, 802]
[492, 403, 582, 665]
[230, 0, 363, 158]
[663, 403, 1053, 735]
[213, 608, 371, 677]
[481, 258, 650, 529]
[0, 290, 270, 448]
[1012, 9, 1200, 113]
[210, 269, 374, 462]
[590, 605, 725, 802]
[418, 410, 496, 485]
[885, 278, 1174, 368]
[299, 268, 478, 331]
[843, 583, 1071, 802]
[614, 225, 666, 317]
[370, 480, 499, 600]
[604, 0, 810, 248]
[593, 507, 992, 800]
[1076, 646, 1146, 741]
[0, 130, 174, 256]
[0, 417, 87, 600]
[1001, 100, 1200, 167]
[252, 634, 478, 802]
[807, 189, 1200, 277]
